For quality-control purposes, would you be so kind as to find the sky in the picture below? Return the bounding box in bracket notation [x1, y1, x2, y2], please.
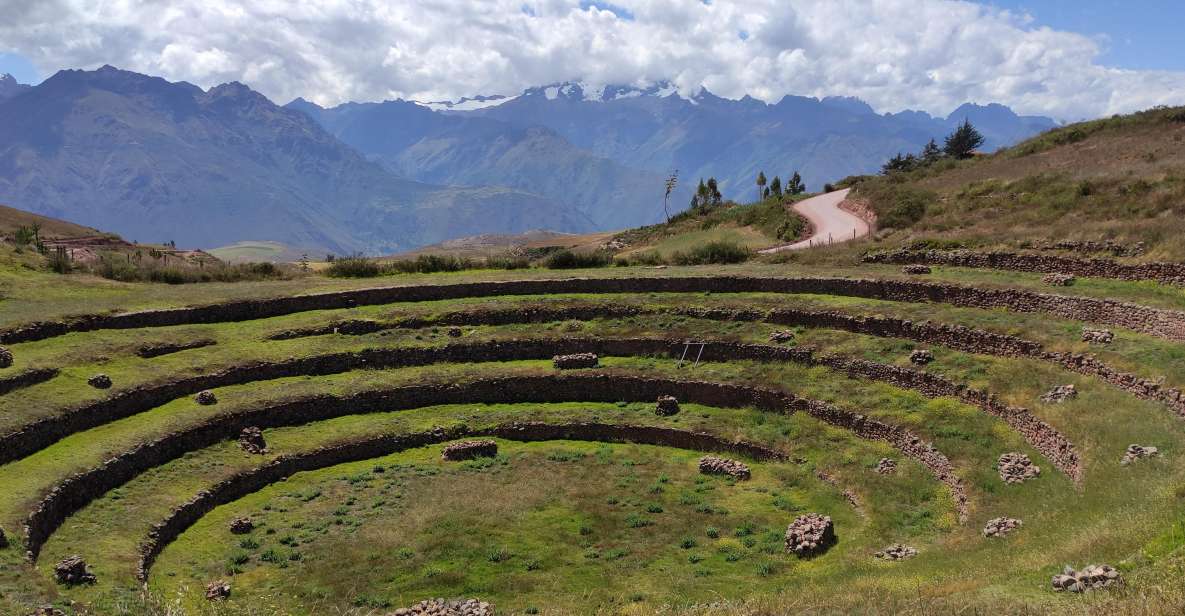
[1, 0, 1183, 121]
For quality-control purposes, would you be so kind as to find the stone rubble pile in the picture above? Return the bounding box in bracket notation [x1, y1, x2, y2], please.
[195, 390, 218, 405]
[998, 452, 1041, 484]
[1121, 444, 1160, 465]
[447, 326, 463, 338]
[982, 517, 1023, 538]
[909, 349, 934, 365]
[698, 455, 751, 480]
[441, 440, 498, 461]
[205, 580, 232, 601]
[0, 346, 12, 368]
[1081, 328, 1114, 344]
[87, 374, 112, 389]
[1042, 273, 1076, 287]
[387, 598, 494, 616]
[1051, 564, 1122, 592]
[552, 353, 599, 369]
[655, 395, 681, 416]
[783, 513, 836, 556]
[31, 606, 66, 616]
[769, 330, 796, 343]
[238, 427, 268, 455]
[228, 517, 254, 534]
[1041, 384, 1078, 404]
[902, 264, 932, 275]
[875, 458, 897, 475]
[53, 555, 96, 585]
[874, 544, 918, 561]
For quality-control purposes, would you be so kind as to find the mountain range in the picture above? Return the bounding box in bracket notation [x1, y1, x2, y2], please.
[0, 68, 1057, 254]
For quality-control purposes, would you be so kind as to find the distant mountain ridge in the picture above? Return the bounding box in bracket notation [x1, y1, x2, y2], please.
[0, 67, 592, 254]
[0, 67, 1057, 254]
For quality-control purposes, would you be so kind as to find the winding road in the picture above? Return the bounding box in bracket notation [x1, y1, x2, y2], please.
[758, 188, 868, 253]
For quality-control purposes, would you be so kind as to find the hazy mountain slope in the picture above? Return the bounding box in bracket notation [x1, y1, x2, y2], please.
[0, 67, 592, 253]
[0, 73, 31, 101]
[292, 98, 680, 228]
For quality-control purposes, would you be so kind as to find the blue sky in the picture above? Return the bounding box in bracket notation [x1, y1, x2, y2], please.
[988, 0, 1184, 71]
[1, 0, 1182, 119]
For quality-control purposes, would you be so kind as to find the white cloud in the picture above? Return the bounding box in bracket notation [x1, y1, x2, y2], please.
[0, 0, 1181, 119]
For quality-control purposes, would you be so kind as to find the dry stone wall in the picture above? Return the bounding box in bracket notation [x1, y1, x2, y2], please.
[865, 249, 1185, 286]
[0, 367, 58, 396]
[136, 339, 216, 359]
[6, 274, 1185, 344]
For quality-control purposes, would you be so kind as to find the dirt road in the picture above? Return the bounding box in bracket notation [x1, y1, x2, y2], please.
[758, 188, 867, 253]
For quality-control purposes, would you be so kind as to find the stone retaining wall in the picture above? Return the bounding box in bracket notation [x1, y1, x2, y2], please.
[0, 368, 58, 396]
[865, 249, 1185, 286]
[2, 336, 1076, 484]
[134, 421, 791, 581]
[136, 339, 216, 359]
[5, 275, 1185, 343]
[24, 370, 962, 563]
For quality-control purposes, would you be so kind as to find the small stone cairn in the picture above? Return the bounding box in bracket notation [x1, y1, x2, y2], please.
[53, 556, 96, 585]
[1051, 564, 1122, 593]
[1042, 273, 1076, 287]
[552, 353, 598, 369]
[698, 455, 751, 480]
[1081, 328, 1114, 344]
[769, 330, 795, 343]
[238, 427, 268, 454]
[998, 452, 1040, 484]
[447, 326, 463, 338]
[1121, 444, 1159, 465]
[0, 346, 12, 368]
[87, 374, 112, 389]
[783, 513, 836, 556]
[387, 598, 494, 616]
[442, 440, 498, 461]
[1041, 384, 1078, 404]
[655, 395, 680, 416]
[875, 458, 897, 475]
[195, 390, 218, 405]
[902, 264, 932, 275]
[875, 544, 918, 561]
[229, 517, 254, 534]
[205, 580, 232, 601]
[982, 517, 1023, 538]
[909, 349, 935, 366]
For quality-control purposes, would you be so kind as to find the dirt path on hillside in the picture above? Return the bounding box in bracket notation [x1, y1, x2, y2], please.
[758, 188, 867, 253]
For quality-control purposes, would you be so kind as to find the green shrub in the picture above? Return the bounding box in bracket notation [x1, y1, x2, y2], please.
[671, 241, 751, 265]
[880, 190, 929, 229]
[326, 255, 382, 278]
[544, 250, 613, 269]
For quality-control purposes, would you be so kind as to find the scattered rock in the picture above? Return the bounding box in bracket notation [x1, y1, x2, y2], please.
[442, 440, 498, 461]
[0, 346, 12, 368]
[875, 458, 897, 475]
[784, 513, 836, 556]
[1041, 384, 1078, 404]
[769, 330, 795, 343]
[998, 452, 1041, 484]
[194, 390, 218, 405]
[386, 598, 494, 615]
[1081, 328, 1114, 344]
[1042, 273, 1076, 286]
[229, 517, 254, 534]
[447, 326, 463, 338]
[205, 580, 232, 601]
[698, 455, 751, 480]
[902, 264, 932, 275]
[909, 349, 934, 366]
[655, 395, 680, 416]
[552, 353, 598, 369]
[238, 427, 268, 455]
[1121, 444, 1160, 465]
[53, 556, 96, 585]
[1051, 564, 1122, 592]
[982, 517, 1023, 538]
[30, 607, 66, 616]
[87, 374, 112, 389]
[875, 544, 917, 561]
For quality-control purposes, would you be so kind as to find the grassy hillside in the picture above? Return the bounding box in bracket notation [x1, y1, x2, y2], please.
[844, 106, 1185, 259]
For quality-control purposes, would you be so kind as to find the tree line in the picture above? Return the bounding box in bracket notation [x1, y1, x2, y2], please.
[882, 119, 985, 174]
